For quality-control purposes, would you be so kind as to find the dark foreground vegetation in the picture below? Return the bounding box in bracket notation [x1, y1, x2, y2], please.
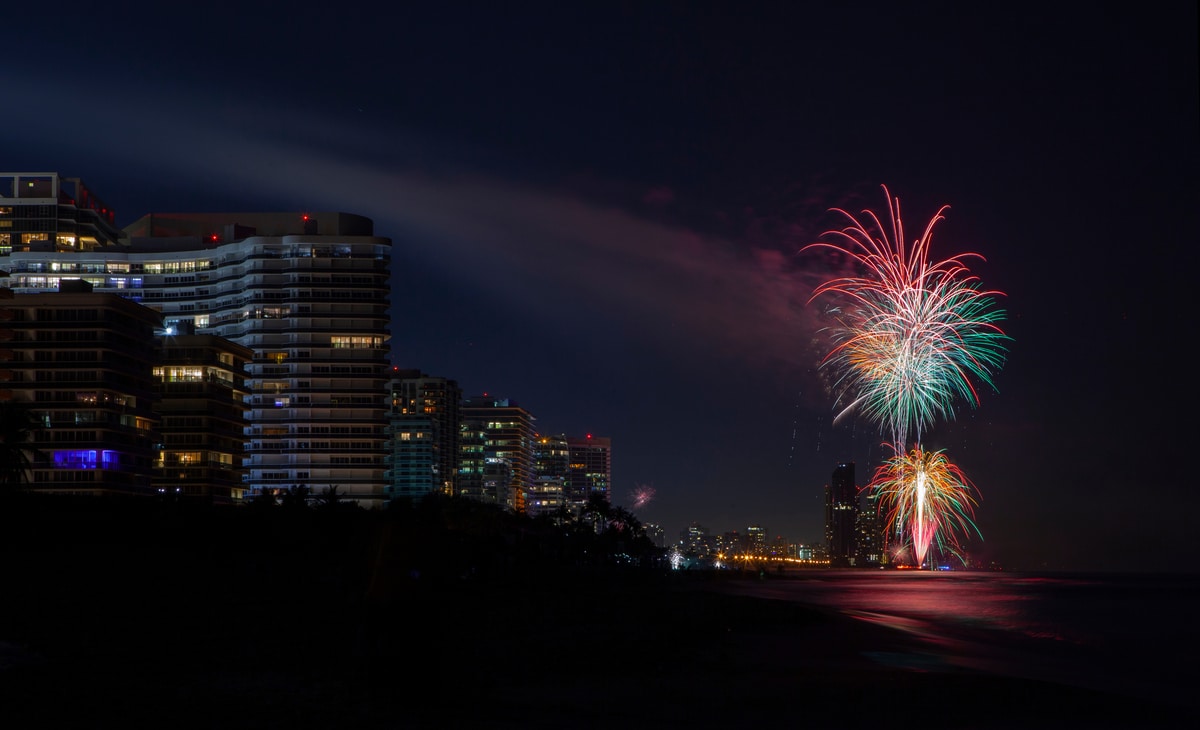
[0, 493, 1182, 728]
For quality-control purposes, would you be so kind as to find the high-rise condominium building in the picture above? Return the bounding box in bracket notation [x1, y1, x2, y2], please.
[530, 433, 569, 519]
[6, 282, 162, 496]
[154, 325, 253, 503]
[746, 525, 768, 556]
[681, 522, 713, 556]
[385, 369, 462, 502]
[855, 489, 883, 566]
[459, 396, 536, 513]
[0, 172, 122, 256]
[1, 173, 393, 503]
[826, 461, 858, 567]
[565, 434, 611, 512]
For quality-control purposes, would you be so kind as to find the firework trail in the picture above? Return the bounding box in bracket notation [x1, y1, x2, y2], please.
[804, 186, 1009, 448]
[631, 484, 656, 510]
[804, 186, 1008, 566]
[873, 446, 981, 567]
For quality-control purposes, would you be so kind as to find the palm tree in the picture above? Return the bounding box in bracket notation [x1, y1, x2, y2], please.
[314, 484, 359, 512]
[579, 492, 613, 534]
[0, 400, 41, 494]
[280, 483, 311, 510]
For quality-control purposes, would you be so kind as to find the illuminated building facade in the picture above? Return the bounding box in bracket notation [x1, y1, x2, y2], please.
[746, 525, 768, 556]
[458, 396, 535, 512]
[1, 183, 393, 504]
[5, 282, 161, 495]
[719, 530, 746, 556]
[0, 172, 124, 256]
[530, 433, 569, 518]
[855, 489, 884, 566]
[154, 326, 253, 503]
[565, 434, 610, 513]
[385, 369, 461, 502]
[826, 461, 859, 567]
[771, 535, 792, 558]
[680, 522, 713, 556]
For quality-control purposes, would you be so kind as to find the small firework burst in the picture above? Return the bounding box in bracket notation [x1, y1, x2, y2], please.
[631, 484, 656, 510]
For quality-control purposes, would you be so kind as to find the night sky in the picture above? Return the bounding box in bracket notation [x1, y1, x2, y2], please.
[5, 2, 1197, 572]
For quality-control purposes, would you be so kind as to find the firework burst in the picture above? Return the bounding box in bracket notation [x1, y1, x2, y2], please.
[804, 186, 1009, 447]
[631, 484, 656, 510]
[805, 186, 1008, 567]
[873, 446, 981, 567]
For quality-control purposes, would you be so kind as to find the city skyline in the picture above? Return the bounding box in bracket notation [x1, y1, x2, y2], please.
[0, 183, 876, 548]
[4, 2, 1197, 571]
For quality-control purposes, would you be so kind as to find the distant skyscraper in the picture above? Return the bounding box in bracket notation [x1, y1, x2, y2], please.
[720, 530, 746, 556]
[747, 525, 768, 556]
[530, 433, 569, 518]
[826, 461, 859, 567]
[681, 522, 711, 556]
[459, 395, 536, 512]
[385, 369, 461, 502]
[1, 174, 393, 504]
[855, 488, 883, 566]
[565, 434, 611, 513]
[771, 535, 792, 558]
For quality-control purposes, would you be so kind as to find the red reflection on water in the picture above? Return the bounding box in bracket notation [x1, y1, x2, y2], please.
[728, 571, 1075, 643]
[715, 571, 1196, 705]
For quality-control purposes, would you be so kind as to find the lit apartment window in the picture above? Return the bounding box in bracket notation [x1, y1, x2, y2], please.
[53, 449, 121, 469]
[331, 335, 382, 348]
[155, 366, 205, 382]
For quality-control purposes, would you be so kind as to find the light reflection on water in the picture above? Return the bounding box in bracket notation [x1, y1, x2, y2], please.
[714, 570, 1200, 706]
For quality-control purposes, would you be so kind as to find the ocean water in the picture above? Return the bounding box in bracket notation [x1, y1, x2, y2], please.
[714, 570, 1200, 708]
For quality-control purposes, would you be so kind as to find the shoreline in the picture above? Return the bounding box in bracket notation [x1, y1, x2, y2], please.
[3, 571, 1188, 728]
[0, 500, 1191, 727]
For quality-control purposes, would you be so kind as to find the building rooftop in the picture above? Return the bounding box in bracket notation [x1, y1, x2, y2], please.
[123, 211, 375, 241]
